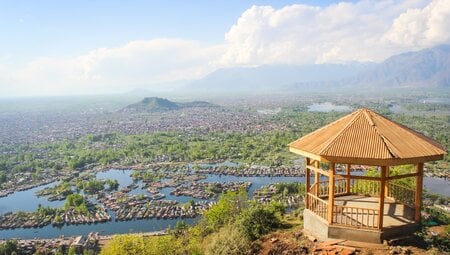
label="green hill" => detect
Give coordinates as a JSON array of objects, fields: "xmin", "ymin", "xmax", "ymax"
[{"xmin": 122, "ymin": 97, "xmax": 217, "ymax": 112}]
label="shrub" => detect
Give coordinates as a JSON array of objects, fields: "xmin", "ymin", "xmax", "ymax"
[
  {"xmin": 205, "ymin": 226, "xmax": 251, "ymax": 255},
  {"xmin": 236, "ymin": 203, "xmax": 281, "ymax": 241}
]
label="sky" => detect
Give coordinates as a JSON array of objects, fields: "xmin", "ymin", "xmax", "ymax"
[{"xmin": 0, "ymin": 0, "xmax": 449, "ymax": 97}]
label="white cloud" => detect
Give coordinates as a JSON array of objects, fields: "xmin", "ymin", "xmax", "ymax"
[
  {"xmin": 219, "ymin": 0, "xmax": 437, "ymax": 66},
  {"xmin": 9, "ymin": 39, "xmax": 224, "ymax": 96},
  {"xmin": 1, "ymin": 0, "xmax": 450, "ymax": 97},
  {"xmin": 382, "ymin": 0, "xmax": 450, "ymax": 48}
]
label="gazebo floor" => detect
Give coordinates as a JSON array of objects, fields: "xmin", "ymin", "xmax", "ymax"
[
  {"xmin": 332, "ymin": 195, "xmax": 416, "ymax": 228},
  {"xmin": 304, "ymin": 195, "xmax": 420, "ymax": 243}
]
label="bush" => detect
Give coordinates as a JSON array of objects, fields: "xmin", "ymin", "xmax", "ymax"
[
  {"xmin": 203, "ymin": 189, "xmax": 248, "ymax": 232},
  {"xmin": 205, "ymin": 226, "xmax": 251, "ymax": 255},
  {"xmin": 146, "ymin": 235, "xmax": 183, "ymax": 255},
  {"xmin": 236, "ymin": 203, "xmax": 281, "ymax": 241},
  {"xmin": 99, "ymin": 234, "xmax": 146, "ymax": 255},
  {"xmin": 99, "ymin": 234, "xmax": 184, "ymax": 255}
]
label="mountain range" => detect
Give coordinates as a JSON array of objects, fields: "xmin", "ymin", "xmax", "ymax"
[{"xmin": 178, "ymin": 45, "xmax": 450, "ymax": 94}]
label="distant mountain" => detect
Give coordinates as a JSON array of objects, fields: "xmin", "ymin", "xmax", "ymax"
[
  {"xmin": 343, "ymin": 44, "xmax": 450, "ymax": 88},
  {"xmin": 185, "ymin": 63, "xmax": 375, "ymax": 93},
  {"xmin": 183, "ymin": 45, "xmax": 450, "ymax": 94},
  {"xmin": 122, "ymin": 97, "xmax": 217, "ymax": 112}
]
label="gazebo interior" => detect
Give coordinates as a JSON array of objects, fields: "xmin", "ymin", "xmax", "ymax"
[{"xmin": 289, "ymin": 108, "xmax": 446, "ymax": 243}]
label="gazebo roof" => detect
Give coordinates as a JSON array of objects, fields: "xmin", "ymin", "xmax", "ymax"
[{"xmin": 289, "ymin": 108, "xmax": 446, "ymax": 166}]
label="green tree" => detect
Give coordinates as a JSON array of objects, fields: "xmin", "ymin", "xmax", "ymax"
[
  {"xmin": 68, "ymin": 246, "xmax": 76, "ymax": 255},
  {"xmin": 203, "ymin": 189, "xmax": 248, "ymax": 232},
  {"xmin": 0, "ymin": 240, "xmax": 18, "ymax": 255},
  {"xmin": 235, "ymin": 203, "xmax": 281, "ymax": 241},
  {"xmin": 99, "ymin": 234, "xmax": 146, "ymax": 255}
]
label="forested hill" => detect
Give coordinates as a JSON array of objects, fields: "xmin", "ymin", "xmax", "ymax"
[{"xmin": 121, "ymin": 97, "xmax": 217, "ymax": 112}]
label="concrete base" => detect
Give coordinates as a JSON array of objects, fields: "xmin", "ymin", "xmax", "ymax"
[
  {"xmin": 303, "ymin": 209, "xmax": 420, "ymax": 243},
  {"xmin": 303, "ymin": 209, "xmax": 329, "ymax": 241}
]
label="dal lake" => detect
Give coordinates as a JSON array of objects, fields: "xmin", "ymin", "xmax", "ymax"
[{"xmin": 0, "ymin": 168, "xmax": 447, "ymax": 239}]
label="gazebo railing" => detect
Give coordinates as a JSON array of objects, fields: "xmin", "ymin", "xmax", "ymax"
[
  {"xmin": 306, "ymin": 193, "xmax": 328, "ymax": 221},
  {"xmin": 350, "ymin": 179, "xmax": 380, "ymax": 197},
  {"xmin": 332, "ymin": 205, "xmax": 379, "ymax": 229},
  {"xmin": 388, "ymin": 182, "xmax": 415, "ymax": 207},
  {"xmin": 309, "ymin": 179, "xmax": 347, "ymax": 198},
  {"xmin": 334, "ymin": 179, "xmax": 347, "ymax": 195}
]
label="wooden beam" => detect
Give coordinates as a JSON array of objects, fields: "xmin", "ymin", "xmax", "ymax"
[
  {"xmin": 328, "ymin": 162, "xmax": 335, "ymax": 224},
  {"xmin": 322, "ymin": 155, "xmax": 444, "ymax": 166},
  {"xmin": 415, "ymin": 163, "xmax": 424, "ymax": 222},
  {"xmin": 387, "ymin": 172, "xmax": 418, "ymax": 180},
  {"xmin": 289, "ymin": 147, "xmax": 323, "ymax": 161},
  {"xmin": 334, "ymin": 174, "xmax": 380, "ymax": 181},
  {"xmin": 315, "ymin": 160, "xmax": 320, "ymax": 195},
  {"xmin": 346, "ymin": 163, "xmax": 351, "ymax": 194},
  {"xmin": 305, "ymin": 158, "xmax": 310, "ymax": 208},
  {"xmin": 378, "ymin": 166, "xmax": 386, "ymax": 230},
  {"xmin": 309, "ymin": 159, "xmax": 318, "ymax": 166},
  {"xmin": 306, "ymin": 165, "xmax": 330, "ymax": 177}
]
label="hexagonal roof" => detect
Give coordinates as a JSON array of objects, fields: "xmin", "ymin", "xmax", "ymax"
[{"xmin": 289, "ymin": 108, "xmax": 446, "ymax": 166}]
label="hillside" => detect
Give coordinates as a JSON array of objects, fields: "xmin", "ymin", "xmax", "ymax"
[{"xmin": 122, "ymin": 97, "xmax": 217, "ymax": 112}]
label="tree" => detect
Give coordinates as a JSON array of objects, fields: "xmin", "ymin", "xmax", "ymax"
[
  {"xmin": 99, "ymin": 234, "xmax": 146, "ymax": 255},
  {"xmin": 145, "ymin": 235, "xmax": 182, "ymax": 255},
  {"xmin": 235, "ymin": 203, "xmax": 281, "ymax": 241},
  {"xmin": 68, "ymin": 246, "xmax": 76, "ymax": 255},
  {"xmin": 203, "ymin": 189, "xmax": 248, "ymax": 232},
  {"xmin": 173, "ymin": 220, "xmax": 189, "ymax": 237},
  {"xmin": 0, "ymin": 240, "xmax": 18, "ymax": 255}
]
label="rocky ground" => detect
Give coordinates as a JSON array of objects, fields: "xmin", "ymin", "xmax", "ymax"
[{"xmin": 251, "ymin": 227, "xmax": 449, "ymax": 255}]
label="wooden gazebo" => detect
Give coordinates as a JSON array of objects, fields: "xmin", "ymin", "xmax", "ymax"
[{"xmin": 289, "ymin": 108, "xmax": 446, "ymax": 242}]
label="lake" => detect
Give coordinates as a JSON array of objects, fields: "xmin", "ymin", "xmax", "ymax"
[
  {"xmin": 0, "ymin": 169, "xmax": 302, "ymax": 239},
  {"xmin": 424, "ymin": 176, "xmax": 450, "ymax": 196},
  {"xmin": 0, "ymin": 169, "xmax": 448, "ymax": 239}
]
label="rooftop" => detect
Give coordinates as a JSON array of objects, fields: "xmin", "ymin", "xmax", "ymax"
[{"xmin": 289, "ymin": 108, "xmax": 446, "ymax": 166}]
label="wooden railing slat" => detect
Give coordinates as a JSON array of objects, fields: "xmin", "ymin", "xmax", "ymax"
[{"xmin": 331, "ymin": 204, "xmax": 379, "ymax": 229}]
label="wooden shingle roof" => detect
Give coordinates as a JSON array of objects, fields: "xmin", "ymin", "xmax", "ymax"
[{"xmin": 289, "ymin": 108, "xmax": 446, "ymax": 166}]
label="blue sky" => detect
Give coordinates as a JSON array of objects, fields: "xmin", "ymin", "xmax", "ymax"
[
  {"xmin": 1, "ymin": 0, "xmax": 345, "ymax": 64},
  {"xmin": 0, "ymin": 0, "xmax": 448, "ymax": 97}
]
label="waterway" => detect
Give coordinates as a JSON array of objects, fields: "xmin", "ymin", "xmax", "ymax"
[
  {"xmin": 0, "ymin": 169, "xmax": 447, "ymax": 239},
  {"xmin": 0, "ymin": 169, "xmax": 302, "ymax": 239}
]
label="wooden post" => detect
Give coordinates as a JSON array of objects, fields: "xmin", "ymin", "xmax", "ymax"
[
  {"xmin": 328, "ymin": 162, "xmax": 335, "ymax": 224},
  {"xmin": 305, "ymin": 158, "xmax": 310, "ymax": 208},
  {"xmin": 415, "ymin": 163, "xmax": 424, "ymax": 222},
  {"xmin": 315, "ymin": 161, "xmax": 320, "ymax": 195},
  {"xmin": 378, "ymin": 166, "xmax": 386, "ymax": 230},
  {"xmin": 346, "ymin": 163, "xmax": 351, "ymax": 194},
  {"xmin": 384, "ymin": 166, "xmax": 389, "ymax": 198}
]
